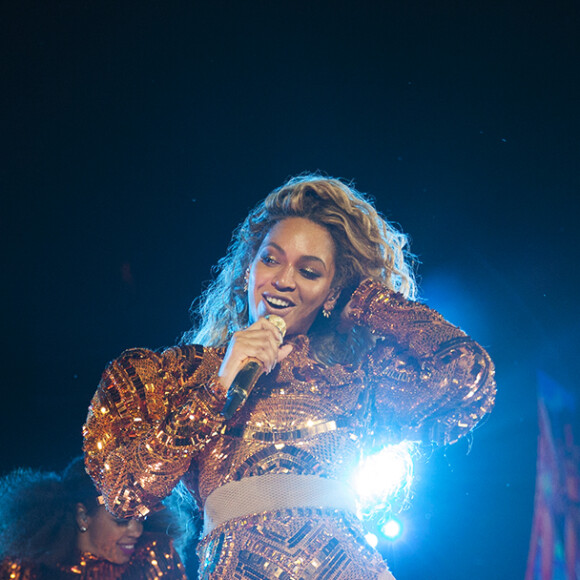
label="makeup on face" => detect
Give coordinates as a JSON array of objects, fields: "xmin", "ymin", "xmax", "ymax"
[{"xmin": 248, "ymin": 217, "xmax": 338, "ymax": 337}]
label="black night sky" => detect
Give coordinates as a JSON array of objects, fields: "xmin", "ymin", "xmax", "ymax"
[{"xmin": 2, "ymin": 1, "xmax": 579, "ymax": 578}]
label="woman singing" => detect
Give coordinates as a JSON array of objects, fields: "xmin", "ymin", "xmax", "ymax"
[{"xmin": 83, "ymin": 174, "xmax": 496, "ymax": 579}]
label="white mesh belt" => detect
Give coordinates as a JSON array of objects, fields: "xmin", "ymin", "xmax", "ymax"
[{"xmin": 203, "ymin": 473, "xmax": 357, "ymax": 536}]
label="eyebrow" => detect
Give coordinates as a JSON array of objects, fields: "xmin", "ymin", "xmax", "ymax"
[{"xmin": 265, "ymin": 242, "xmax": 329, "ymax": 270}]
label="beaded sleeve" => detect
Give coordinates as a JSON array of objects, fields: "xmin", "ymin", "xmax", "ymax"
[
  {"xmin": 83, "ymin": 344, "xmax": 226, "ymax": 518},
  {"xmin": 349, "ymin": 279, "xmax": 496, "ymax": 446}
]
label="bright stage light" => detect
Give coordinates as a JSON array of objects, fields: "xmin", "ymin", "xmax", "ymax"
[
  {"xmin": 381, "ymin": 517, "xmax": 403, "ymax": 540},
  {"xmin": 365, "ymin": 532, "xmax": 379, "ymax": 548},
  {"xmin": 353, "ymin": 441, "xmax": 416, "ymax": 525}
]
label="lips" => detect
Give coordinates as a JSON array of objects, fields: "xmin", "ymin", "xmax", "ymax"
[
  {"xmin": 117, "ymin": 543, "xmax": 136, "ymax": 557},
  {"xmin": 264, "ymin": 294, "xmax": 295, "ymax": 309}
]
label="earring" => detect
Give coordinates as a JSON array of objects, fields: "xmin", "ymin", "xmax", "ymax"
[
  {"xmin": 243, "ymin": 269, "xmax": 249, "ymax": 293},
  {"xmin": 79, "ymin": 526, "xmax": 87, "ymax": 533},
  {"xmin": 323, "ymin": 289, "xmax": 340, "ymax": 319}
]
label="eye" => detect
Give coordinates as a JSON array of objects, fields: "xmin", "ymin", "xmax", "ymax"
[
  {"xmin": 261, "ymin": 254, "xmax": 278, "ymax": 266},
  {"xmin": 300, "ymin": 268, "xmax": 321, "ymax": 280}
]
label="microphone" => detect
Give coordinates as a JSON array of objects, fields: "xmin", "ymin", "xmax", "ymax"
[{"xmin": 221, "ymin": 314, "xmax": 286, "ymax": 420}]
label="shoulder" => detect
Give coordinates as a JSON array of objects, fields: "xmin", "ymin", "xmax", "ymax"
[
  {"xmin": 110, "ymin": 344, "xmax": 223, "ymax": 373},
  {"xmin": 130, "ymin": 533, "xmax": 186, "ymax": 577},
  {"xmin": 0, "ymin": 558, "xmax": 51, "ymax": 580}
]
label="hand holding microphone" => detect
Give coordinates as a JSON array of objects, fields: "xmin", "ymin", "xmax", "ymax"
[{"xmin": 220, "ymin": 315, "xmax": 288, "ymax": 420}]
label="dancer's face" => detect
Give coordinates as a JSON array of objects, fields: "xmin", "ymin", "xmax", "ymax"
[
  {"xmin": 77, "ymin": 505, "xmax": 144, "ymax": 564},
  {"xmin": 248, "ymin": 217, "xmax": 339, "ymax": 336}
]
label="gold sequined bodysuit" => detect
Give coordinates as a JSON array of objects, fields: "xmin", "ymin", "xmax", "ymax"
[{"xmin": 84, "ymin": 280, "xmax": 496, "ymax": 579}]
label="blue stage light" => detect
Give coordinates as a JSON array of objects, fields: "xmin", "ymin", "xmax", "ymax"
[{"xmin": 381, "ymin": 517, "xmax": 403, "ymax": 540}]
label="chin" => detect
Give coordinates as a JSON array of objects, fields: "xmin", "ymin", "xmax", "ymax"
[{"xmin": 110, "ymin": 551, "xmax": 133, "ymax": 565}]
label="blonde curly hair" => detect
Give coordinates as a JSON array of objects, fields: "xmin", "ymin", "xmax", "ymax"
[{"xmin": 182, "ymin": 174, "xmax": 417, "ymax": 364}]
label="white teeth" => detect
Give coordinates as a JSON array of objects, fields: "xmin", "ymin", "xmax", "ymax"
[{"xmin": 266, "ymin": 296, "xmax": 292, "ymax": 308}]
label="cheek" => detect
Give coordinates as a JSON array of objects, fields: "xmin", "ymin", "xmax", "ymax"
[
  {"xmin": 304, "ymin": 284, "xmax": 332, "ymax": 308},
  {"xmin": 248, "ymin": 265, "xmax": 265, "ymax": 311},
  {"xmin": 89, "ymin": 528, "xmax": 122, "ymax": 559},
  {"xmin": 249, "ymin": 261, "xmax": 267, "ymax": 287}
]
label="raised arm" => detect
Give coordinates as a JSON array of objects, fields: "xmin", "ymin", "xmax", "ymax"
[
  {"xmin": 348, "ymin": 279, "xmax": 496, "ymax": 446},
  {"xmin": 83, "ymin": 344, "xmax": 226, "ymax": 518}
]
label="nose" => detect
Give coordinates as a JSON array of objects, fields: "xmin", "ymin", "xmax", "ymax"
[
  {"xmin": 127, "ymin": 519, "xmax": 144, "ymax": 538},
  {"xmin": 272, "ymin": 266, "xmax": 296, "ymax": 290}
]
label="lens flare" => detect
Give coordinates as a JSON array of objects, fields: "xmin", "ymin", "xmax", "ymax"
[
  {"xmin": 365, "ymin": 532, "xmax": 379, "ymax": 548},
  {"xmin": 381, "ymin": 517, "xmax": 403, "ymax": 540},
  {"xmin": 353, "ymin": 441, "xmax": 416, "ymax": 520}
]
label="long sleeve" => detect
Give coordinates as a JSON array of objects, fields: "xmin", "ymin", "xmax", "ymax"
[
  {"xmin": 83, "ymin": 344, "xmax": 226, "ymax": 518},
  {"xmin": 348, "ymin": 279, "xmax": 496, "ymax": 446}
]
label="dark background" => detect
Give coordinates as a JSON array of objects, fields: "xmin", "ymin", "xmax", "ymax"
[{"xmin": 1, "ymin": 1, "xmax": 578, "ymax": 578}]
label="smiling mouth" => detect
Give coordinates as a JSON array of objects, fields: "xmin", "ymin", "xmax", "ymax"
[
  {"xmin": 264, "ymin": 295, "xmax": 294, "ymax": 309},
  {"xmin": 118, "ymin": 543, "xmax": 136, "ymax": 556}
]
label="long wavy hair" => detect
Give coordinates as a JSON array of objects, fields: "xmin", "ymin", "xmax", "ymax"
[{"xmin": 182, "ymin": 174, "xmax": 417, "ymax": 364}]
